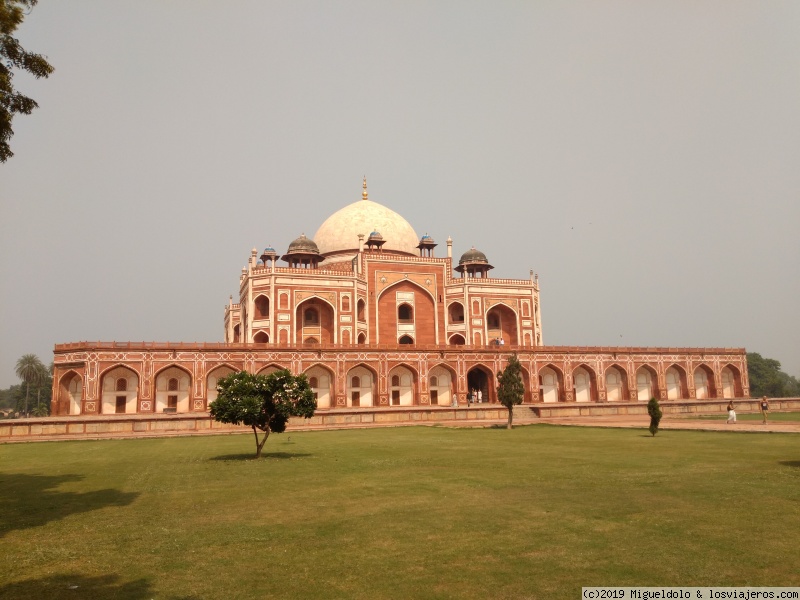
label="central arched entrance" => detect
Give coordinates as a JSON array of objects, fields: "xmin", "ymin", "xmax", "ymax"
[{"xmin": 467, "ymin": 366, "xmax": 493, "ymax": 403}]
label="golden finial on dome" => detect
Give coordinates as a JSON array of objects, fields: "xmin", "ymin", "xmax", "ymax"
[{"xmin": 362, "ymin": 176, "xmax": 368, "ymax": 200}]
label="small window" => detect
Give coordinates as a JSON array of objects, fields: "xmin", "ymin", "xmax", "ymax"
[
  {"xmin": 352, "ymin": 376, "xmax": 361, "ymax": 388},
  {"xmin": 357, "ymin": 300, "xmax": 366, "ymax": 322},
  {"xmin": 304, "ymin": 307, "xmax": 319, "ymax": 325},
  {"xmin": 398, "ymin": 304, "xmax": 413, "ymax": 322},
  {"xmin": 309, "ymin": 377, "xmax": 318, "ymax": 388},
  {"xmin": 399, "ymin": 335, "xmax": 414, "ymax": 345},
  {"xmin": 168, "ymin": 377, "xmax": 178, "ymax": 391},
  {"xmin": 255, "ymin": 296, "xmax": 270, "ymax": 319},
  {"xmin": 392, "ymin": 375, "xmax": 400, "ymax": 387},
  {"xmin": 430, "ymin": 376, "xmax": 438, "ymax": 387},
  {"xmin": 115, "ymin": 378, "xmax": 127, "ymax": 392}
]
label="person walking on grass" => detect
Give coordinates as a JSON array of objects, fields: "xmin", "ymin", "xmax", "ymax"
[
  {"xmin": 760, "ymin": 396, "xmax": 770, "ymax": 424},
  {"xmin": 726, "ymin": 400, "xmax": 736, "ymax": 424}
]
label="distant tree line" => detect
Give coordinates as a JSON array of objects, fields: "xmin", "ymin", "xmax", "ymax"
[{"xmin": 746, "ymin": 353, "xmax": 800, "ymax": 398}]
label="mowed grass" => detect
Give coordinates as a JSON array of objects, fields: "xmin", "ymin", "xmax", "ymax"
[{"xmin": 1, "ymin": 425, "xmax": 798, "ymax": 600}]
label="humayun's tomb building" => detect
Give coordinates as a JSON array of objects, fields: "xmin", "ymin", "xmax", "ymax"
[{"xmin": 50, "ymin": 179, "xmax": 749, "ymax": 417}]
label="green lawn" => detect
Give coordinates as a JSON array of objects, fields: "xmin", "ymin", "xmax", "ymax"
[{"xmin": 1, "ymin": 425, "xmax": 798, "ymax": 599}]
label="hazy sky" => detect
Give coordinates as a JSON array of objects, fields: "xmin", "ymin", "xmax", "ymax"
[{"xmin": 2, "ymin": 1, "xmax": 799, "ymax": 388}]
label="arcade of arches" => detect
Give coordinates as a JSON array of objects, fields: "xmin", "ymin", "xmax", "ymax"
[{"xmin": 51, "ymin": 345, "xmax": 748, "ymax": 415}]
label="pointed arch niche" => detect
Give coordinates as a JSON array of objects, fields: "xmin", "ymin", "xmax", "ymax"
[
  {"xmin": 346, "ymin": 365, "xmax": 375, "ymax": 407},
  {"xmin": 573, "ymin": 365, "xmax": 597, "ymax": 402},
  {"xmin": 58, "ymin": 371, "xmax": 83, "ymax": 415},
  {"xmin": 665, "ymin": 365, "xmax": 688, "ymax": 400},
  {"xmin": 605, "ymin": 365, "xmax": 628, "ymax": 402},
  {"xmin": 388, "ymin": 365, "xmax": 416, "ymax": 406},
  {"xmin": 306, "ymin": 365, "xmax": 334, "ymax": 409},
  {"xmin": 101, "ymin": 366, "xmax": 139, "ymax": 414},
  {"xmin": 155, "ymin": 366, "xmax": 191, "ymax": 413},
  {"xmin": 636, "ymin": 365, "xmax": 659, "ymax": 401},
  {"xmin": 539, "ymin": 365, "xmax": 563, "ymax": 403},
  {"xmin": 429, "ymin": 364, "xmax": 455, "ymax": 406},
  {"xmin": 207, "ymin": 365, "xmax": 236, "ymax": 405}
]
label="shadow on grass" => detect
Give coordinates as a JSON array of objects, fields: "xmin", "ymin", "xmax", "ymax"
[
  {"xmin": 0, "ymin": 474, "xmax": 139, "ymax": 538},
  {"xmin": 778, "ymin": 460, "xmax": 800, "ymax": 468},
  {"xmin": 210, "ymin": 452, "xmax": 313, "ymax": 461},
  {"xmin": 0, "ymin": 573, "xmax": 200, "ymax": 599}
]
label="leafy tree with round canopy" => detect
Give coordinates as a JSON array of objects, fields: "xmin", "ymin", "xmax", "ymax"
[
  {"xmin": 1, "ymin": 0, "xmax": 54, "ymax": 162},
  {"xmin": 209, "ymin": 369, "xmax": 316, "ymax": 458},
  {"xmin": 15, "ymin": 353, "xmax": 46, "ymax": 416},
  {"xmin": 497, "ymin": 354, "xmax": 525, "ymax": 429}
]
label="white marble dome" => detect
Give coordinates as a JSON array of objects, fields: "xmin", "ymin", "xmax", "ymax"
[{"xmin": 313, "ymin": 197, "xmax": 419, "ymax": 259}]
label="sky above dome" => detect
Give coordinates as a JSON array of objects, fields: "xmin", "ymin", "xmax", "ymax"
[{"xmin": 1, "ymin": 1, "xmax": 799, "ymax": 386}]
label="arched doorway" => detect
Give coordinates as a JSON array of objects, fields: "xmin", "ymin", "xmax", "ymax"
[
  {"xmin": 573, "ymin": 366, "xmax": 596, "ymax": 402},
  {"xmin": 305, "ymin": 365, "xmax": 333, "ymax": 409},
  {"xmin": 388, "ymin": 365, "xmax": 415, "ymax": 406},
  {"xmin": 346, "ymin": 365, "xmax": 375, "ymax": 407},
  {"xmin": 448, "ymin": 302, "xmax": 465, "ymax": 325},
  {"xmin": 665, "ymin": 366, "xmax": 687, "ymax": 400},
  {"xmin": 295, "ymin": 297, "xmax": 335, "ymax": 344},
  {"xmin": 429, "ymin": 365, "xmax": 455, "ymax": 406},
  {"xmin": 257, "ymin": 364, "xmax": 284, "ymax": 377},
  {"xmin": 539, "ymin": 366, "xmax": 562, "ymax": 403},
  {"xmin": 448, "ymin": 334, "xmax": 465, "ymax": 345},
  {"xmin": 694, "ymin": 365, "xmax": 716, "ymax": 399},
  {"xmin": 207, "ymin": 366, "xmax": 236, "ymax": 406},
  {"xmin": 101, "ymin": 366, "xmax": 139, "ymax": 414},
  {"xmin": 59, "ymin": 371, "xmax": 83, "ymax": 415},
  {"xmin": 636, "ymin": 366, "xmax": 658, "ymax": 401},
  {"xmin": 155, "ymin": 367, "xmax": 191, "ymax": 413},
  {"xmin": 605, "ymin": 366, "xmax": 627, "ymax": 402},
  {"xmin": 485, "ymin": 303, "xmax": 519, "ymax": 346},
  {"xmin": 720, "ymin": 365, "xmax": 741, "ymax": 398},
  {"xmin": 467, "ymin": 366, "xmax": 493, "ymax": 403}
]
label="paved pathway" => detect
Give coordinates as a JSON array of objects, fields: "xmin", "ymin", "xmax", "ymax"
[{"xmin": 531, "ymin": 413, "xmax": 800, "ymax": 434}]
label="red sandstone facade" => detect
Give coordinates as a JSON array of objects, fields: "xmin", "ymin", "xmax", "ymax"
[{"xmin": 51, "ymin": 179, "xmax": 749, "ymax": 415}]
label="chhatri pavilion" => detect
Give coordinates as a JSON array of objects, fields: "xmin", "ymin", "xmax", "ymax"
[{"xmin": 51, "ymin": 179, "xmax": 748, "ymax": 416}]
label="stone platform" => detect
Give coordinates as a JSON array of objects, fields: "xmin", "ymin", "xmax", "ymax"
[{"xmin": 2, "ymin": 398, "xmax": 798, "ymax": 443}]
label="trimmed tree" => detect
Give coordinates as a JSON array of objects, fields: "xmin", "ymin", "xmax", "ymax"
[
  {"xmin": 647, "ymin": 397, "xmax": 662, "ymax": 437},
  {"xmin": 209, "ymin": 369, "xmax": 316, "ymax": 458},
  {"xmin": 497, "ymin": 354, "xmax": 525, "ymax": 429}
]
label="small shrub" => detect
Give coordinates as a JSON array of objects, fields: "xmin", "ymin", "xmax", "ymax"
[{"xmin": 648, "ymin": 397, "xmax": 662, "ymax": 436}]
